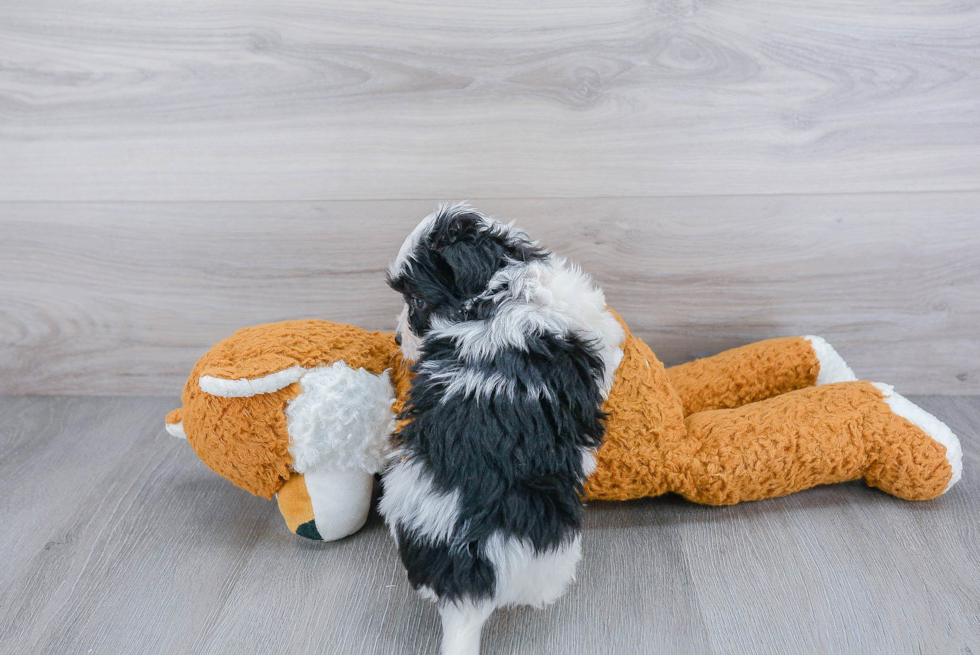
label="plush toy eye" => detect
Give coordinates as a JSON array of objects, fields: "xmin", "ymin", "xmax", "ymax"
[{"xmin": 412, "ymin": 297, "xmax": 426, "ymax": 311}]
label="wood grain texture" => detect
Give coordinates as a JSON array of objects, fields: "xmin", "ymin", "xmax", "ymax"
[
  {"xmin": 0, "ymin": 396, "xmax": 166, "ymax": 586},
  {"xmin": 0, "ymin": 395, "xmax": 977, "ymax": 654},
  {"xmin": 1, "ymin": 0, "xmax": 978, "ymax": 201},
  {"xmin": 2, "ymin": 195, "xmax": 978, "ymax": 395}
]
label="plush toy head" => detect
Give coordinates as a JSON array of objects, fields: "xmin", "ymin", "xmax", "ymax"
[{"xmin": 166, "ymin": 320, "xmax": 410, "ymax": 541}]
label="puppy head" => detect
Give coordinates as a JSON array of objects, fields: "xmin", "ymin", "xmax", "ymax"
[{"xmin": 387, "ymin": 203, "xmax": 545, "ymax": 361}]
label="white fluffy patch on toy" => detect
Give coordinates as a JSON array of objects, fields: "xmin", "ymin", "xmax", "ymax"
[
  {"xmin": 872, "ymin": 382, "xmax": 964, "ymax": 492},
  {"xmin": 199, "ymin": 365, "xmax": 305, "ymax": 398},
  {"xmin": 285, "ymin": 362, "xmax": 396, "ymax": 474},
  {"xmin": 484, "ymin": 532, "xmax": 581, "ymax": 607},
  {"xmin": 378, "ymin": 451, "xmax": 462, "ymax": 544},
  {"xmin": 432, "ymin": 256, "xmax": 625, "ymax": 397},
  {"xmin": 165, "ymin": 421, "xmax": 186, "ymax": 439},
  {"xmin": 805, "ymin": 335, "xmax": 857, "ymax": 385}
]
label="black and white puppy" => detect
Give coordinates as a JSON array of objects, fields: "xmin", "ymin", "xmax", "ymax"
[{"xmin": 379, "ymin": 204, "xmax": 624, "ymax": 655}]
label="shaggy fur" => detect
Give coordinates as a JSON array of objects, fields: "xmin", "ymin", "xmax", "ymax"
[{"xmin": 380, "ymin": 204, "xmax": 622, "ymax": 655}]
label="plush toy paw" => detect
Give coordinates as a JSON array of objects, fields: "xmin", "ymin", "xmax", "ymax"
[
  {"xmin": 865, "ymin": 382, "xmax": 963, "ymax": 499},
  {"xmin": 804, "ymin": 335, "xmax": 857, "ymax": 385}
]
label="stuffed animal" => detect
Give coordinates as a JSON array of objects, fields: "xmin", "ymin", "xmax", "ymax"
[{"xmin": 166, "ymin": 315, "xmax": 962, "ymax": 541}]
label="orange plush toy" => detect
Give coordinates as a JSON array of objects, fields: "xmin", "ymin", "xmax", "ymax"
[{"xmin": 166, "ymin": 316, "xmax": 962, "ymax": 542}]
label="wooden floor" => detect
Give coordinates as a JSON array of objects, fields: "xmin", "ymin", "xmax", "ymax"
[{"xmin": 1, "ymin": 395, "xmax": 976, "ymax": 654}]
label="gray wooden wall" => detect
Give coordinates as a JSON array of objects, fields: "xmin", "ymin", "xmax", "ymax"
[{"xmin": 1, "ymin": 1, "xmax": 978, "ymax": 395}]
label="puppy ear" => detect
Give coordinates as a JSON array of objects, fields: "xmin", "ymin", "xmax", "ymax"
[
  {"xmin": 438, "ymin": 238, "xmax": 503, "ymax": 298},
  {"xmin": 430, "ymin": 208, "xmax": 541, "ymax": 298},
  {"xmin": 447, "ymin": 217, "xmax": 464, "ymax": 239}
]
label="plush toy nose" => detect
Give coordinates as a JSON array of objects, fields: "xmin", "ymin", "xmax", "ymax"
[
  {"xmin": 277, "ymin": 469, "xmax": 375, "ymax": 541},
  {"xmin": 277, "ymin": 473, "xmax": 322, "ymax": 540},
  {"xmin": 394, "ymin": 331, "xmax": 402, "ymax": 346}
]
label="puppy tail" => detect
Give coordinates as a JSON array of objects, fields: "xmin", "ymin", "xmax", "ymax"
[{"xmin": 439, "ymin": 599, "xmax": 494, "ymax": 655}]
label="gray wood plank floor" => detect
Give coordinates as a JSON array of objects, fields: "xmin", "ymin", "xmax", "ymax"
[{"xmin": 1, "ymin": 395, "xmax": 976, "ymax": 654}]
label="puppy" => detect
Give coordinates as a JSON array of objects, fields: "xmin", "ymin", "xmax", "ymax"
[{"xmin": 379, "ymin": 204, "xmax": 624, "ymax": 655}]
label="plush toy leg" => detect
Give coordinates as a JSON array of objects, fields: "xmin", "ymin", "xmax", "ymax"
[
  {"xmin": 865, "ymin": 382, "xmax": 963, "ymax": 498},
  {"xmin": 277, "ymin": 468, "xmax": 375, "ymax": 541},
  {"xmin": 671, "ymin": 381, "xmax": 962, "ymax": 505},
  {"xmin": 666, "ymin": 336, "xmax": 856, "ymax": 416}
]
